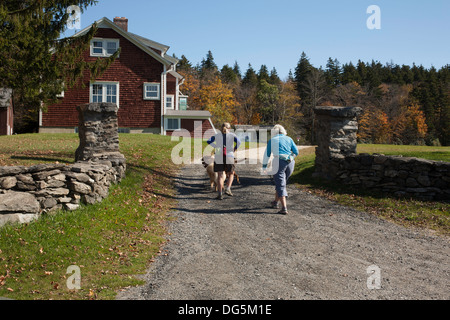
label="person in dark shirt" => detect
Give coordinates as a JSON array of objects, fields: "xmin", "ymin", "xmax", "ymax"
[{"xmin": 207, "ymin": 122, "xmax": 241, "ymax": 200}]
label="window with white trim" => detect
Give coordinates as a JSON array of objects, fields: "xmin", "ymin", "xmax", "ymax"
[
  {"xmin": 179, "ymin": 96, "xmax": 187, "ymax": 110},
  {"xmin": 90, "ymin": 82, "xmax": 119, "ymax": 106},
  {"xmin": 166, "ymin": 118, "xmax": 180, "ymax": 130},
  {"xmin": 166, "ymin": 95, "xmax": 174, "ymax": 109},
  {"xmin": 143, "ymin": 83, "xmax": 160, "ymax": 100},
  {"xmin": 90, "ymin": 39, "xmax": 119, "ymax": 57}
]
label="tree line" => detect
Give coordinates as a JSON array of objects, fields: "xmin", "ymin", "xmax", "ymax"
[{"xmin": 177, "ymin": 51, "xmax": 449, "ymax": 146}]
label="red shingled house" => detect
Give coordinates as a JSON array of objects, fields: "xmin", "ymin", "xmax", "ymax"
[{"xmin": 40, "ymin": 17, "xmax": 215, "ymax": 138}]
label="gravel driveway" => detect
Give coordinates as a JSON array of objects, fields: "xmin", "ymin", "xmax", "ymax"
[{"xmin": 117, "ymin": 149, "xmax": 449, "ymax": 300}]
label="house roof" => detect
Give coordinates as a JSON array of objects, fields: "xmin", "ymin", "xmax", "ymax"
[
  {"xmin": 128, "ymin": 32, "xmax": 170, "ymax": 55},
  {"xmin": 72, "ymin": 17, "xmax": 180, "ymax": 69},
  {"xmin": 0, "ymin": 88, "xmax": 12, "ymax": 108}
]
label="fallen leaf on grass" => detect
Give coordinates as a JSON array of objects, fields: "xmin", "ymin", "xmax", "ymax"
[{"xmin": 89, "ymin": 289, "xmax": 96, "ymax": 299}]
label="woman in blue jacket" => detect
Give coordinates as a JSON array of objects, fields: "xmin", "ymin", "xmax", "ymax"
[{"xmin": 262, "ymin": 124, "xmax": 299, "ymax": 214}]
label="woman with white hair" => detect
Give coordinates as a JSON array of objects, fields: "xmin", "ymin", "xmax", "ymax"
[{"xmin": 262, "ymin": 124, "xmax": 299, "ymax": 214}]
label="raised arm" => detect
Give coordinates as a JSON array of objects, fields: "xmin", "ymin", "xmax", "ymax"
[
  {"xmin": 207, "ymin": 135, "xmax": 217, "ymax": 148},
  {"xmin": 234, "ymin": 135, "xmax": 241, "ymax": 151}
]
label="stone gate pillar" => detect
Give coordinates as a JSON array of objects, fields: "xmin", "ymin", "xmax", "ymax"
[
  {"xmin": 75, "ymin": 102, "xmax": 126, "ymax": 179},
  {"xmin": 313, "ymin": 106, "xmax": 362, "ymax": 179}
]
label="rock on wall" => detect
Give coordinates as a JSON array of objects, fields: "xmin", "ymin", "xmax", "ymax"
[
  {"xmin": 313, "ymin": 106, "xmax": 362, "ymax": 179},
  {"xmin": 75, "ymin": 103, "xmax": 122, "ymax": 162}
]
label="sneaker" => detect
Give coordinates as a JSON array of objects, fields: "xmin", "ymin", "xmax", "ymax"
[
  {"xmin": 271, "ymin": 200, "xmax": 279, "ymax": 209},
  {"xmin": 216, "ymin": 193, "xmax": 224, "ymax": 200},
  {"xmin": 278, "ymin": 208, "xmax": 288, "ymax": 215},
  {"xmin": 224, "ymin": 188, "xmax": 233, "ymax": 196}
]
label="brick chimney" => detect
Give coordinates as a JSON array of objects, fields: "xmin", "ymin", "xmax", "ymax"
[{"xmin": 113, "ymin": 17, "xmax": 128, "ymax": 32}]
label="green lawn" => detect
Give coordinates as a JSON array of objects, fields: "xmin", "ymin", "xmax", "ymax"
[
  {"xmin": 357, "ymin": 144, "xmax": 450, "ymax": 162},
  {"xmin": 292, "ymin": 144, "xmax": 450, "ymax": 236}
]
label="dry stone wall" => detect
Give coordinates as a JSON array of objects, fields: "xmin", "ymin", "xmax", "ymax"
[
  {"xmin": 332, "ymin": 153, "xmax": 450, "ymax": 201},
  {"xmin": 313, "ymin": 106, "xmax": 449, "ymax": 201},
  {"xmin": 0, "ymin": 102, "xmax": 126, "ymax": 227},
  {"xmin": 0, "ymin": 161, "xmax": 125, "ymax": 226}
]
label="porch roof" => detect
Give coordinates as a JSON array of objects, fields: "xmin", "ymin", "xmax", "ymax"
[{"xmin": 165, "ymin": 110, "xmax": 212, "ymax": 118}]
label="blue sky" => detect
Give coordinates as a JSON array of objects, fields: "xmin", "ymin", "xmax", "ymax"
[{"xmin": 66, "ymin": 0, "xmax": 450, "ymax": 79}]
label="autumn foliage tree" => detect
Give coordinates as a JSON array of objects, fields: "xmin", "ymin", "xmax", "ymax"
[
  {"xmin": 358, "ymin": 107, "xmax": 391, "ymax": 144},
  {"xmin": 392, "ymin": 104, "xmax": 428, "ymax": 144},
  {"xmin": 198, "ymin": 76, "xmax": 236, "ymax": 126}
]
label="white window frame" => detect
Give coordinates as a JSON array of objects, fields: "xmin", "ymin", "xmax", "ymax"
[
  {"xmin": 90, "ymin": 38, "xmax": 120, "ymax": 57},
  {"xmin": 89, "ymin": 82, "xmax": 120, "ymax": 107},
  {"xmin": 165, "ymin": 118, "xmax": 181, "ymax": 131},
  {"xmin": 143, "ymin": 82, "xmax": 161, "ymax": 100},
  {"xmin": 166, "ymin": 95, "xmax": 175, "ymax": 109},
  {"xmin": 55, "ymin": 80, "xmax": 65, "ymax": 98},
  {"xmin": 179, "ymin": 96, "xmax": 188, "ymax": 110}
]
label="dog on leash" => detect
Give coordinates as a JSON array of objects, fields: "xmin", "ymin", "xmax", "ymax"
[{"xmin": 201, "ymin": 155, "xmax": 240, "ymax": 191}]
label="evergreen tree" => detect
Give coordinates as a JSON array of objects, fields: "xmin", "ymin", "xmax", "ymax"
[
  {"xmin": 357, "ymin": 60, "xmax": 368, "ymax": 85},
  {"xmin": 257, "ymin": 65, "xmax": 270, "ymax": 84},
  {"xmin": 177, "ymin": 55, "xmax": 193, "ymax": 72},
  {"xmin": 232, "ymin": 61, "xmax": 242, "ymax": 80},
  {"xmin": 324, "ymin": 57, "xmax": 341, "ymax": 88},
  {"xmin": 256, "ymin": 79, "xmax": 279, "ymax": 124},
  {"xmin": 220, "ymin": 64, "xmax": 239, "ymax": 85},
  {"xmin": 269, "ymin": 67, "xmax": 281, "ymax": 87},
  {"xmin": 411, "ymin": 63, "xmax": 426, "ymax": 83},
  {"xmin": 341, "ymin": 62, "xmax": 360, "ymax": 84},
  {"xmin": 201, "ymin": 50, "xmax": 217, "ymax": 70},
  {"xmin": 200, "ymin": 50, "xmax": 218, "ymax": 79},
  {"xmin": 387, "ymin": 63, "xmax": 404, "ymax": 85},
  {"xmin": 423, "ymin": 67, "xmax": 440, "ymax": 140},
  {"xmin": 294, "ymin": 51, "xmax": 313, "ymax": 103},
  {"xmin": 287, "ymin": 69, "xmax": 295, "ymax": 82},
  {"xmin": 401, "ymin": 65, "xmax": 414, "ymax": 84},
  {"xmin": 436, "ymin": 78, "xmax": 450, "ymax": 146},
  {"xmin": 368, "ymin": 60, "xmax": 383, "ymax": 88},
  {"xmin": 242, "ymin": 64, "xmax": 258, "ymax": 88}
]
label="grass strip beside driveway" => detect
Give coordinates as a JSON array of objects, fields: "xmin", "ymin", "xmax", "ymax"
[{"xmin": 0, "ymin": 134, "xmax": 179, "ymax": 300}]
